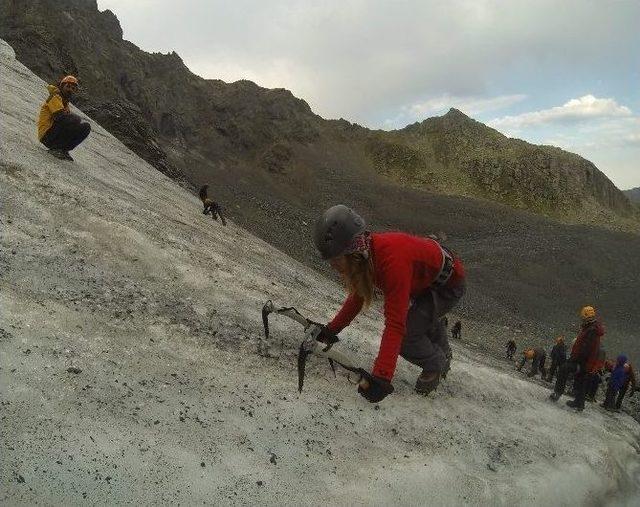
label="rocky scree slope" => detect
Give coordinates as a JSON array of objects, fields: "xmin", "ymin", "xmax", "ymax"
[
  {"xmin": 2, "ymin": 38, "xmax": 640, "ymax": 506},
  {"xmin": 0, "ymin": 0, "xmax": 636, "ymax": 232}
]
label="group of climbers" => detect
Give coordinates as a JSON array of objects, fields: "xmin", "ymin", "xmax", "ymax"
[
  {"xmin": 37, "ymin": 76, "xmax": 631, "ymax": 412},
  {"xmin": 510, "ymin": 306, "xmax": 635, "ymax": 413}
]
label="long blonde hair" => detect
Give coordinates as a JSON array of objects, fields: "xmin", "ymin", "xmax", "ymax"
[{"xmin": 341, "ymin": 253, "xmax": 376, "ymax": 308}]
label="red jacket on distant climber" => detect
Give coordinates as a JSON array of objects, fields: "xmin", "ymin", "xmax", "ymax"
[
  {"xmin": 326, "ymin": 232, "xmax": 465, "ymax": 381},
  {"xmin": 570, "ymin": 320, "xmax": 605, "ymax": 374}
]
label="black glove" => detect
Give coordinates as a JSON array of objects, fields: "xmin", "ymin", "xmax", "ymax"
[
  {"xmin": 358, "ymin": 373, "xmax": 394, "ymax": 403},
  {"xmin": 307, "ymin": 322, "xmax": 339, "ymax": 346},
  {"xmin": 318, "ymin": 325, "xmax": 339, "ymax": 345}
]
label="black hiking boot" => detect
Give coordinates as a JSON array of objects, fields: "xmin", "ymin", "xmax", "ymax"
[
  {"xmin": 566, "ymin": 400, "xmax": 584, "ymax": 411},
  {"xmin": 48, "ymin": 148, "xmax": 67, "ymax": 160},
  {"xmin": 549, "ymin": 392, "xmax": 560, "ymax": 402},
  {"xmin": 415, "ymin": 371, "xmax": 440, "ymax": 395}
]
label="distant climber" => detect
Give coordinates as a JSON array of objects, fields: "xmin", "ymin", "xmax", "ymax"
[
  {"xmin": 616, "ymin": 361, "xmax": 637, "ymax": 410},
  {"xmin": 38, "ymin": 75, "xmax": 91, "ymax": 161},
  {"xmin": 603, "ymin": 356, "xmax": 636, "ymax": 411},
  {"xmin": 199, "ymin": 185, "xmax": 226, "ymax": 226},
  {"xmin": 505, "ymin": 339, "xmax": 516, "ymax": 360},
  {"xmin": 545, "ymin": 336, "xmax": 567, "ymax": 382},
  {"xmin": 452, "ymin": 320, "xmax": 462, "ymax": 340},
  {"xmin": 517, "ymin": 347, "xmax": 547, "ymax": 378},
  {"xmin": 602, "ymin": 355, "xmax": 628, "ymax": 410},
  {"xmin": 549, "ymin": 306, "xmax": 605, "ymax": 411},
  {"xmin": 313, "ymin": 205, "xmax": 466, "ymax": 402}
]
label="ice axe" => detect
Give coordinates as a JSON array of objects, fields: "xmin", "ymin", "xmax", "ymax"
[{"xmin": 261, "ymin": 300, "xmax": 370, "ymax": 392}]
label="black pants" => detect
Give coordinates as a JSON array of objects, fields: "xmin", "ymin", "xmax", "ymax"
[
  {"xmin": 615, "ymin": 383, "xmax": 629, "ymax": 409},
  {"xmin": 554, "ymin": 360, "xmax": 587, "ymax": 407},
  {"xmin": 400, "ymin": 284, "xmax": 465, "ymax": 373},
  {"xmin": 531, "ymin": 354, "xmax": 546, "ymax": 377},
  {"xmin": 41, "ymin": 113, "xmax": 91, "ymax": 151},
  {"xmin": 586, "ymin": 375, "xmax": 602, "ymax": 399},
  {"xmin": 603, "ymin": 384, "xmax": 618, "ymax": 409},
  {"xmin": 547, "ymin": 359, "xmax": 564, "ymax": 381},
  {"xmin": 518, "ymin": 354, "xmax": 546, "ymax": 376}
]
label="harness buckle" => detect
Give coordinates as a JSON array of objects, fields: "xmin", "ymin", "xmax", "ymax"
[{"xmin": 432, "ymin": 247, "xmax": 454, "ymax": 288}]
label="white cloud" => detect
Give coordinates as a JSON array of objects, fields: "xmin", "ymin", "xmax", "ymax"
[
  {"xmin": 488, "ymin": 95, "xmax": 632, "ymax": 130},
  {"xmin": 625, "ymin": 132, "xmax": 640, "ymax": 146}
]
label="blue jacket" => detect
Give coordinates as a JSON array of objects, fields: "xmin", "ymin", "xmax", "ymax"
[{"xmin": 610, "ymin": 355, "xmax": 628, "ymax": 391}]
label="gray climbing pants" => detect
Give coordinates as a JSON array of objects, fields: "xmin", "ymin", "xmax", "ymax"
[{"xmin": 400, "ymin": 284, "xmax": 465, "ymax": 373}]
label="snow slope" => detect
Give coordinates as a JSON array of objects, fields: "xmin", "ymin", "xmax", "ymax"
[{"xmin": 1, "ymin": 39, "xmax": 639, "ymax": 505}]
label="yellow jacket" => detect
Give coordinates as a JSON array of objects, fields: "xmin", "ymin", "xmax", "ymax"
[{"xmin": 37, "ymin": 85, "xmax": 69, "ymax": 140}]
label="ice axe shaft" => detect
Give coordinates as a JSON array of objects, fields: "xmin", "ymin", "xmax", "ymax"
[{"xmin": 262, "ymin": 300, "xmax": 366, "ymax": 392}]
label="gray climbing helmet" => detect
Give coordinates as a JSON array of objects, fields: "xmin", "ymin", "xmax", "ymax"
[{"xmin": 313, "ymin": 205, "xmax": 366, "ymax": 259}]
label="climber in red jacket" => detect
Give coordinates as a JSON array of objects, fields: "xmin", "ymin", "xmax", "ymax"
[
  {"xmin": 549, "ymin": 305, "xmax": 605, "ymax": 411},
  {"xmin": 313, "ymin": 205, "xmax": 466, "ymax": 403}
]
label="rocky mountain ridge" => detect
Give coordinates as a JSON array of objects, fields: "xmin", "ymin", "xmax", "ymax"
[
  {"xmin": 624, "ymin": 187, "xmax": 640, "ymax": 203},
  {"xmin": 0, "ymin": 0, "xmax": 636, "ymax": 232}
]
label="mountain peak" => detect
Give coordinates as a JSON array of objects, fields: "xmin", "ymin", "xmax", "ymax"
[
  {"xmin": 442, "ymin": 107, "xmax": 472, "ymax": 122},
  {"xmin": 444, "ymin": 107, "xmax": 468, "ymax": 117}
]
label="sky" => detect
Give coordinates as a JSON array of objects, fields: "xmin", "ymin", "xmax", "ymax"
[{"xmin": 97, "ymin": 0, "xmax": 639, "ymax": 189}]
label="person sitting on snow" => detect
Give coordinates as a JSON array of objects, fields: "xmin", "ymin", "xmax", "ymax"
[
  {"xmin": 546, "ymin": 335, "xmax": 567, "ymax": 382},
  {"xmin": 312, "ymin": 205, "xmax": 466, "ymax": 402},
  {"xmin": 549, "ymin": 306, "xmax": 604, "ymax": 411},
  {"xmin": 517, "ymin": 347, "xmax": 547, "ymax": 378},
  {"xmin": 37, "ymin": 75, "xmax": 91, "ymax": 161}
]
